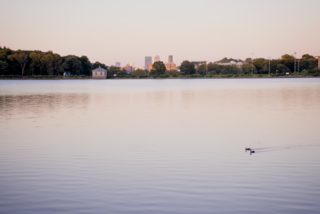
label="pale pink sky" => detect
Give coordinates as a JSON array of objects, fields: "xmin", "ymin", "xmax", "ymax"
[{"xmin": 1, "ymin": 0, "xmax": 319, "ymax": 67}]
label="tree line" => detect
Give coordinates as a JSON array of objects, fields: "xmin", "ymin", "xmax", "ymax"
[
  {"xmin": 132, "ymin": 54, "xmax": 318, "ymax": 77},
  {"xmin": 0, "ymin": 47, "xmax": 106, "ymax": 76},
  {"xmin": 190, "ymin": 54, "xmax": 319, "ymax": 76},
  {"xmin": 1, "ymin": 46, "xmax": 318, "ymax": 77},
  {"xmin": 143, "ymin": 54, "xmax": 318, "ymax": 77}
]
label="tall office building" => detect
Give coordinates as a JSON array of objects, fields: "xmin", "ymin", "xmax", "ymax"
[
  {"xmin": 115, "ymin": 62, "xmax": 121, "ymax": 67},
  {"xmin": 154, "ymin": 55, "xmax": 160, "ymax": 62},
  {"xmin": 145, "ymin": 56, "xmax": 152, "ymax": 70},
  {"xmin": 129, "ymin": 62, "xmax": 134, "ymax": 67},
  {"xmin": 148, "ymin": 62, "xmax": 153, "ymax": 71},
  {"xmin": 168, "ymin": 55, "xmax": 173, "ymax": 63}
]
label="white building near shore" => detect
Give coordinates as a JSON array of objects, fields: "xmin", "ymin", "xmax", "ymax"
[
  {"xmin": 92, "ymin": 66, "xmax": 107, "ymax": 79},
  {"xmin": 215, "ymin": 61, "xmax": 244, "ymax": 67}
]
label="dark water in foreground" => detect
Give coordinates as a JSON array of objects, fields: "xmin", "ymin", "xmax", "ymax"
[{"xmin": 0, "ymin": 79, "xmax": 320, "ymax": 214}]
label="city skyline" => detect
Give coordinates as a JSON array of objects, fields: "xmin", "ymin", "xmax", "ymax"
[
  {"xmin": 120, "ymin": 53, "xmax": 315, "ymax": 70},
  {"xmin": 1, "ymin": 0, "xmax": 319, "ymax": 67}
]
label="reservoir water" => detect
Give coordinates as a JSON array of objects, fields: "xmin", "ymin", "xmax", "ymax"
[{"xmin": 0, "ymin": 79, "xmax": 320, "ymax": 214}]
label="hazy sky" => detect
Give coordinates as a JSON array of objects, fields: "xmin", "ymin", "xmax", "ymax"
[{"xmin": 1, "ymin": 0, "xmax": 319, "ymax": 67}]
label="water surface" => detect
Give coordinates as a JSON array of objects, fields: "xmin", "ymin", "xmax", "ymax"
[{"xmin": 0, "ymin": 79, "xmax": 320, "ymax": 214}]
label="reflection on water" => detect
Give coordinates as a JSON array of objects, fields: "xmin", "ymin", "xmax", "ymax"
[
  {"xmin": 0, "ymin": 79, "xmax": 320, "ymax": 214},
  {"xmin": 0, "ymin": 94, "xmax": 90, "ymax": 119}
]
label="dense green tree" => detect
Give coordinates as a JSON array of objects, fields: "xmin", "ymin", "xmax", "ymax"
[
  {"xmin": 276, "ymin": 64, "xmax": 290, "ymax": 73},
  {"xmin": 107, "ymin": 66, "xmax": 118, "ymax": 77},
  {"xmin": 261, "ymin": 59, "xmax": 294, "ymax": 74},
  {"xmin": 117, "ymin": 68, "xmax": 128, "ymax": 77},
  {"xmin": 216, "ymin": 57, "xmax": 229, "ymax": 63},
  {"xmin": 41, "ymin": 52, "xmax": 63, "ymax": 75},
  {"xmin": 308, "ymin": 67, "xmax": 319, "ymax": 74},
  {"xmin": 29, "ymin": 51, "xmax": 45, "ymax": 75},
  {"xmin": 150, "ymin": 69, "xmax": 156, "ymax": 75},
  {"xmin": 60, "ymin": 55, "xmax": 92, "ymax": 76},
  {"xmin": 207, "ymin": 63, "xmax": 223, "ymax": 75},
  {"xmin": 261, "ymin": 64, "xmax": 268, "ymax": 74},
  {"xmin": 259, "ymin": 60, "xmax": 272, "ymax": 74},
  {"xmin": 180, "ymin": 60, "xmax": 196, "ymax": 75},
  {"xmin": 281, "ymin": 54, "xmax": 294, "ymax": 60},
  {"xmin": 245, "ymin": 58, "xmax": 252, "ymax": 63},
  {"xmin": 107, "ymin": 66, "xmax": 127, "ymax": 78},
  {"xmin": 8, "ymin": 51, "xmax": 28, "ymax": 76},
  {"xmin": 62, "ymin": 55, "xmax": 82, "ymax": 75},
  {"xmin": 80, "ymin": 56, "xmax": 92, "ymax": 76},
  {"xmin": 51, "ymin": 54, "xmax": 64, "ymax": 75},
  {"xmin": 242, "ymin": 62, "xmax": 257, "ymax": 74},
  {"xmin": 299, "ymin": 54, "xmax": 317, "ymax": 72},
  {"xmin": 221, "ymin": 65, "xmax": 240, "ymax": 75},
  {"xmin": 165, "ymin": 69, "xmax": 180, "ymax": 75},
  {"xmin": 197, "ymin": 64, "xmax": 207, "ymax": 75},
  {"xmin": 280, "ymin": 54, "xmax": 294, "ymax": 71},
  {"xmin": 261, "ymin": 60, "xmax": 279, "ymax": 74},
  {"xmin": 0, "ymin": 48, "xmax": 9, "ymax": 61},
  {"xmin": 0, "ymin": 48, "xmax": 11, "ymax": 75},
  {"xmin": 152, "ymin": 61, "xmax": 166, "ymax": 75},
  {"xmin": 270, "ymin": 60, "xmax": 280, "ymax": 74},
  {"xmin": 0, "ymin": 48, "xmax": 96, "ymax": 76},
  {"xmin": 92, "ymin": 61, "xmax": 108, "ymax": 70},
  {"xmin": 131, "ymin": 69, "xmax": 147, "ymax": 76},
  {"xmin": 301, "ymin": 54, "xmax": 314, "ymax": 60},
  {"xmin": 0, "ymin": 48, "xmax": 20, "ymax": 75},
  {"xmin": 0, "ymin": 60, "xmax": 9, "ymax": 75},
  {"xmin": 253, "ymin": 58, "xmax": 267, "ymax": 73}
]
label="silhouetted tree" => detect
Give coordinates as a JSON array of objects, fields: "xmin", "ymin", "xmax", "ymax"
[
  {"xmin": 8, "ymin": 51, "xmax": 28, "ymax": 76},
  {"xmin": 152, "ymin": 61, "xmax": 166, "ymax": 75},
  {"xmin": 180, "ymin": 60, "xmax": 195, "ymax": 75}
]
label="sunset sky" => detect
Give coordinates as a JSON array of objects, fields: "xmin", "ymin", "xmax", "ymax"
[{"xmin": 1, "ymin": 0, "xmax": 319, "ymax": 67}]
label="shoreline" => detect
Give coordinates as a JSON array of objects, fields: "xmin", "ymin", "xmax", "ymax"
[{"xmin": 0, "ymin": 76, "xmax": 319, "ymax": 80}]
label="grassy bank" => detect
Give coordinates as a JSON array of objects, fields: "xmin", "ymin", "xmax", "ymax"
[
  {"xmin": 0, "ymin": 75, "xmax": 91, "ymax": 79},
  {"xmin": 1, "ymin": 73, "xmax": 319, "ymax": 79},
  {"xmin": 113, "ymin": 73, "xmax": 320, "ymax": 79}
]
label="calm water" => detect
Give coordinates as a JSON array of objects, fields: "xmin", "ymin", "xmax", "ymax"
[{"xmin": 0, "ymin": 79, "xmax": 320, "ymax": 214}]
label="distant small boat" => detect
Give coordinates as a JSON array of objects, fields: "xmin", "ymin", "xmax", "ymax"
[
  {"xmin": 250, "ymin": 150, "xmax": 255, "ymax": 155},
  {"xmin": 245, "ymin": 147, "xmax": 251, "ymax": 152}
]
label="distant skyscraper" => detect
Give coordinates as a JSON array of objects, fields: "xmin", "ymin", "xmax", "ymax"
[
  {"xmin": 129, "ymin": 62, "xmax": 134, "ymax": 67},
  {"xmin": 147, "ymin": 62, "xmax": 153, "ymax": 71},
  {"xmin": 145, "ymin": 57, "xmax": 152, "ymax": 71},
  {"xmin": 168, "ymin": 55, "xmax": 173, "ymax": 63},
  {"xmin": 115, "ymin": 62, "xmax": 121, "ymax": 67},
  {"xmin": 154, "ymin": 55, "xmax": 160, "ymax": 62}
]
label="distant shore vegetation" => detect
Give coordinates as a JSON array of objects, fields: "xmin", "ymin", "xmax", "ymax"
[{"xmin": 0, "ymin": 46, "xmax": 319, "ymax": 79}]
